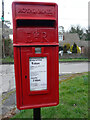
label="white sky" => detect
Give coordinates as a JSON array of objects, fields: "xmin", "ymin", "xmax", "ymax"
[{"xmin": 0, "ymin": 0, "xmax": 90, "ymax": 31}]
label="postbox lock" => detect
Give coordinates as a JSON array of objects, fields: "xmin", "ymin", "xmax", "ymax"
[{"xmin": 25, "ymin": 75, "xmax": 27, "ymax": 79}]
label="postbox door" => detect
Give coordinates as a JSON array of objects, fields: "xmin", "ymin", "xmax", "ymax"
[{"xmin": 20, "ymin": 46, "xmax": 59, "ymax": 109}]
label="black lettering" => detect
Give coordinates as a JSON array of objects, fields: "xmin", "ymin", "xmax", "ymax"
[
  {"xmin": 35, "ymin": 79, "xmax": 40, "ymax": 81},
  {"xmin": 33, "ymin": 62, "xmax": 40, "ymax": 64}
]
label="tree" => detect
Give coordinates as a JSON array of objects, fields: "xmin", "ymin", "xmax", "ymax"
[
  {"xmin": 83, "ymin": 29, "xmax": 90, "ymax": 41},
  {"xmin": 69, "ymin": 25, "xmax": 84, "ymax": 40},
  {"xmin": 68, "ymin": 25, "xmax": 90, "ymax": 41}
]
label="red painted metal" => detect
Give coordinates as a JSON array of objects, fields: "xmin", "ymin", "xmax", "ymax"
[{"xmin": 12, "ymin": 1, "xmax": 59, "ymax": 110}]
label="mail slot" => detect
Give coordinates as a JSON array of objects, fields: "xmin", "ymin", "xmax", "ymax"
[{"xmin": 12, "ymin": 1, "xmax": 59, "ymax": 110}]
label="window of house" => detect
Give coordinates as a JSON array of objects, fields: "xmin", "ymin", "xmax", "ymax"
[{"xmin": 59, "ymin": 34, "xmax": 63, "ymax": 41}]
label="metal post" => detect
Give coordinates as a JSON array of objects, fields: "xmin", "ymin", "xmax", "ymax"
[
  {"xmin": 33, "ymin": 108, "xmax": 41, "ymax": 120},
  {"xmin": 2, "ymin": 0, "xmax": 5, "ymax": 58}
]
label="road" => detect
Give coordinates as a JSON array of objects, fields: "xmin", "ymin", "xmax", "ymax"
[
  {"xmin": 59, "ymin": 62, "xmax": 88, "ymax": 75},
  {"xmin": 0, "ymin": 62, "xmax": 89, "ymax": 93}
]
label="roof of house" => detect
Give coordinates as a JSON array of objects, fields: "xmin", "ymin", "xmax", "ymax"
[
  {"xmin": 59, "ymin": 33, "xmax": 88, "ymax": 47},
  {"xmin": 0, "ymin": 21, "xmax": 9, "ymax": 29},
  {"xmin": 0, "ymin": 21, "xmax": 13, "ymax": 39}
]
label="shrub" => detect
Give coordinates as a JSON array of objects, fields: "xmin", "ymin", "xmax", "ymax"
[
  {"xmin": 63, "ymin": 45, "xmax": 67, "ymax": 53},
  {"xmin": 72, "ymin": 43, "xmax": 77, "ymax": 53},
  {"xmin": 70, "ymin": 43, "xmax": 80, "ymax": 53},
  {"xmin": 63, "ymin": 43, "xmax": 70, "ymax": 53},
  {"xmin": 77, "ymin": 46, "xmax": 80, "ymax": 53},
  {"xmin": 4, "ymin": 38, "xmax": 13, "ymax": 57},
  {"xmin": 70, "ymin": 45, "xmax": 73, "ymax": 52}
]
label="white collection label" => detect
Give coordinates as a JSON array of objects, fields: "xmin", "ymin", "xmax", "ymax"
[{"xmin": 29, "ymin": 57, "xmax": 47, "ymax": 91}]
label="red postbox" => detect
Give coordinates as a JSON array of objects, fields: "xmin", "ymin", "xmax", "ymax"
[{"xmin": 12, "ymin": 1, "xmax": 59, "ymax": 110}]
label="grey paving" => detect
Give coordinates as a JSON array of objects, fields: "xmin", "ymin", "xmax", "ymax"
[
  {"xmin": 2, "ymin": 90, "xmax": 16, "ymax": 116},
  {"xmin": 1, "ymin": 89, "xmax": 20, "ymax": 119},
  {"xmin": 0, "ymin": 64, "xmax": 15, "ymax": 94}
]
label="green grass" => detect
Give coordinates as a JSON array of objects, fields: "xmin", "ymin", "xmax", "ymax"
[
  {"xmin": 2, "ymin": 56, "xmax": 14, "ymax": 63},
  {"xmin": 1, "ymin": 57, "xmax": 88, "ymax": 63},
  {"xmin": 59, "ymin": 58, "xmax": 88, "ymax": 62},
  {"xmin": 11, "ymin": 73, "xmax": 88, "ymax": 119},
  {"xmin": 1, "ymin": 58, "xmax": 89, "ymax": 64}
]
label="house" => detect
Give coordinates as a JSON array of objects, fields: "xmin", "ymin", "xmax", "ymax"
[
  {"xmin": 0, "ymin": 21, "xmax": 13, "ymax": 39},
  {"xmin": 59, "ymin": 32, "xmax": 88, "ymax": 54}
]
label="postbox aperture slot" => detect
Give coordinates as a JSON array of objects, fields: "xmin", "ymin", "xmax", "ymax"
[{"xmin": 16, "ymin": 19, "xmax": 56, "ymax": 28}]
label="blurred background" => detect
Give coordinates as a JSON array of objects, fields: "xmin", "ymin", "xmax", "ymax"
[{"xmin": 0, "ymin": 0, "xmax": 90, "ymax": 60}]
